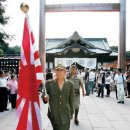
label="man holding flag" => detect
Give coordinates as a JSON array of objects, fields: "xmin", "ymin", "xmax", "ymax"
[
  {"xmin": 16, "ymin": 3, "xmax": 44, "ymax": 130},
  {"xmin": 44, "ymin": 63, "xmax": 75, "ymax": 130}
]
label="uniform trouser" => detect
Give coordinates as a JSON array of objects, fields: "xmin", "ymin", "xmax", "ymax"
[
  {"xmin": 51, "ymin": 121, "xmax": 70, "ymax": 130},
  {"xmin": 98, "ymin": 84, "xmax": 105, "ymax": 97},
  {"xmin": 117, "ymin": 84, "xmax": 125, "ymax": 102},
  {"xmin": 11, "ymin": 94, "xmax": 17, "ymax": 108},
  {"xmin": 88, "ymin": 81, "xmax": 95, "ymax": 94},
  {"xmin": 75, "ymin": 107, "xmax": 79, "ymax": 120}
]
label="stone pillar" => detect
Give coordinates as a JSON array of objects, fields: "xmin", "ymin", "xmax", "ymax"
[
  {"xmin": 118, "ymin": 0, "xmax": 126, "ymax": 71},
  {"xmin": 39, "ymin": 0, "xmax": 46, "ymax": 74}
]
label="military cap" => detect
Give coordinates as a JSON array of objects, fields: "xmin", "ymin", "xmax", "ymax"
[
  {"xmin": 71, "ymin": 65, "xmax": 77, "ymax": 69},
  {"xmin": 55, "ymin": 63, "xmax": 66, "ymax": 70}
]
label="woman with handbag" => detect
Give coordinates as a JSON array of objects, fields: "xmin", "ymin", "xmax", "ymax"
[{"xmin": 68, "ymin": 65, "xmax": 85, "ymax": 125}]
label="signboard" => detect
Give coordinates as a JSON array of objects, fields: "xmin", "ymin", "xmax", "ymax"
[{"xmin": 55, "ymin": 58, "xmax": 97, "ymax": 68}]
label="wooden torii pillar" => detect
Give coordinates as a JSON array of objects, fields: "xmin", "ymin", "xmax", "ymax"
[
  {"xmin": 39, "ymin": 0, "xmax": 126, "ymax": 73},
  {"xmin": 39, "ymin": 0, "xmax": 46, "ymax": 74},
  {"xmin": 118, "ymin": 0, "xmax": 126, "ymax": 71}
]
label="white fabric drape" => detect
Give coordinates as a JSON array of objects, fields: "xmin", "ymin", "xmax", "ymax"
[{"xmin": 55, "ymin": 58, "xmax": 97, "ymax": 68}]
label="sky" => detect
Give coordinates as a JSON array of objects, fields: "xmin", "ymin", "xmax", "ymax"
[{"xmin": 3, "ymin": 0, "xmax": 130, "ymax": 51}]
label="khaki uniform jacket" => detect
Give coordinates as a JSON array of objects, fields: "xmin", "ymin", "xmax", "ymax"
[
  {"xmin": 46, "ymin": 79, "xmax": 74, "ymax": 125},
  {"xmin": 68, "ymin": 75, "xmax": 82, "ymax": 109}
]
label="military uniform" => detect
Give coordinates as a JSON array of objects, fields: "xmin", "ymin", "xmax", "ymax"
[
  {"xmin": 46, "ymin": 79, "xmax": 74, "ymax": 130},
  {"xmin": 68, "ymin": 75, "xmax": 82, "ymax": 109}
]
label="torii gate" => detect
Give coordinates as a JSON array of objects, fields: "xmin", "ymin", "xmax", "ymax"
[{"xmin": 39, "ymin": 0, "xmax": 126, "ymax": 73}]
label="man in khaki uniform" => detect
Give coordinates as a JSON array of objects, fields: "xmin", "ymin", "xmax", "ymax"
[
  {"xmin": 44, "ymin": 63, "xmax": 74, "ymax": 130},
  {"xmin": 68, "ymin": 65, "xmax": 85, "ymax": 125}
]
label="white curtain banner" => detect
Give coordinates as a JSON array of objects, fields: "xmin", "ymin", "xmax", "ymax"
[{"xmin": 55, "ymin": 58, "xmax": 97, "ymax": 68}]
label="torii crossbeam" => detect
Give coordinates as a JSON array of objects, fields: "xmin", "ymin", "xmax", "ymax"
[{"xmin": 39, "ymin": 0, "xmax": 126, "ymax": 72}]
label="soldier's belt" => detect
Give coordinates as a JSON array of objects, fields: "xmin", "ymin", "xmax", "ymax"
[{"xmin": 74, "ymin": 89, "xmax": 80, "ymax": 94}]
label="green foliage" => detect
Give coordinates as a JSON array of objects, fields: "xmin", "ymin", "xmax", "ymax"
[
  {"xmin": 0, "ymin": 49, "xmax": 4, "ymax": 55},
  {"xmin": 126, "ymin": 51, "xmax": 130, "ymax": 58},
  {"xmin": 0, "ymin": 30, "xmax": 9, "ymax": 52},
  {"xmin": 6, "ymin": 45, "xmax": 21, "ymax": 54},
  {"xmin": 110, "ymin": 46, "xmax": 118, "ymax": 52},
  {"xmin": 0, "ymin": 0, "xmax": 13, "ymax": 54},
  {"xmin": 0, "ymin": 1, "xmax": 9, "ymax": 25}
]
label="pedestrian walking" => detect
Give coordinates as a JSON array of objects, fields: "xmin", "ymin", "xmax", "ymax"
[
  {"xmin": 114, "ymin": 68, "xmax": 126, "ymax": 104},
  {"xmin": 126, "ymin": 74, "xmax": 130, "ymax": 98},
  {"xmin": 105, "ymin": 72, "xmax": 112, "ymax": 97},
  {"xmin": 84, "ymin": 68, "xmax": 89, "ymax": 96},
  {"xmin": 68, "ymin": 65, "xmax": 85, "ymax": 125},
  {"xmin": 96, "ymin": 72, "xmax": 105, "ymax": 98},
  {"xmin": 44, "ymin": 63, "xmax": 74, "ymax": 130},
  {"xmin": 88, "ymin": 69, "xmax": 96, "ymax": 94}
]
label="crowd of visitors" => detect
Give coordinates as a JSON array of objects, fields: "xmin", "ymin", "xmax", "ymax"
[
  {"xmin": 0, "ymin": 69, "xmax": 18, "ymax": 112},
  {"xmin": 43, "ymin": 65, "xmax": 130, "ymax": 130},
  {"xmin": 45, "ymin": 66, "xmax": 130, "ymax": 104},
  {"xmin": 1, "ymin": 65, "xmax": 130, "ymax": 130}
]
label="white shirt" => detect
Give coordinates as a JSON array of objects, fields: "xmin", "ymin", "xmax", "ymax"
[
  {"xmin": 114, "ymin": 74, "xmax": 126, "ymax": 84},
  {"xmin": 0, "ymin": 77, "xmax": 7, "ymax": 88},
  {"xmin": 89, "ymin": 71, "xmax": 95, "ymax": 81},
  {"xmin": 105, "ymin": 76, "xmax": 112, "ymax": 84}
]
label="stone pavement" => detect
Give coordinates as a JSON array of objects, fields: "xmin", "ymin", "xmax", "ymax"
[{"xmin": 1, "ymin": 91, "xmax": 130, "ymax": 130}]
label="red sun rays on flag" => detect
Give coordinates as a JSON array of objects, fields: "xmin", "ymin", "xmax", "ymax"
[
  {"xmin": 18, "ymin": 65, "xmax": 38, "ymax": 101},
  {"xmin": 16, "ymin": 14, "xmax": 43, "ymax": 130}
]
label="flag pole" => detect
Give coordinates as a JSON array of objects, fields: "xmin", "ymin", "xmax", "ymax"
[
  {"xmin": 20, "ymin": 2, "xmax": 48, "ymax": 97},
  {"xmin": 18, "ymin": 3, "xmax": 43, "ymax": 130},
  {"xmin": 39, "ymin": 0, "xmax": 49, "ymax": 98}
]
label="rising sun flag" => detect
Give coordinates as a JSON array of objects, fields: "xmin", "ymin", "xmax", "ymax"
[{"xmin": 16, "ymin": 13, "xmax": 43, "ymax": 130}]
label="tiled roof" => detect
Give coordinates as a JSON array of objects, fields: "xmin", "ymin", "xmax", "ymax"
[{"xmin": 46, "ymin": 31, "xmax": 112, "ymax": 54}]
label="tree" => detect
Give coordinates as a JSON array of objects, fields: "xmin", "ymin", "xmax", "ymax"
[
  {"xmin": 126, "ymin": 51, "xmax": 130, "ymax": 58},
  {"xmin": 0, "ymin": 49, "xmax": 4, "ymax": 55},
  {"xmin": 0, "ymin": 0, "xmax": 12, "ymax": 54},
  {"xmin": 7, "ymin": 46, "xmax": 21, "ymax": 54},
  {"xmin": 110, "ymin": 46, "xmax": 118, "ymax": 52},
  {"xmin": 110, "ymin": 46, "xmax": 130, "ymax": 58}
]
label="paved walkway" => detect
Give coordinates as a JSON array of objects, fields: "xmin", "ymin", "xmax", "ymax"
[{"xmin": 1, "ymin": 91, "xmax": 130, "ymax": 130}]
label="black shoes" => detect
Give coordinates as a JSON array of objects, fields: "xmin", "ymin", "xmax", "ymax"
[
  {"xmin": 4, "ymin": 108, "xmax": 9, "ymax": 111},
  {"xmin": 122, "ymin": 101, "xmax": 124, "ymax": 104},
  {"xmin": 75, "ymin": 119, "xmax": 79, "ymax": 125},
  {"xmin": 0, "ymin": 109, "xmax": 9, "ymax": 112},
  {"xmin": 126, "ymin": 96, "xmax": 130, "ymax": 98},
  {"xmin": 117, "ymin": 101, "xmax": 124, "ymax": 104}
]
